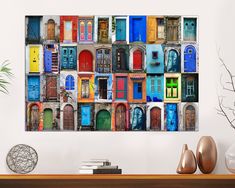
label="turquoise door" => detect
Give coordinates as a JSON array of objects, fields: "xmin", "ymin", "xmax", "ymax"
[
  {"xmin": 184, "ymin": 18, "xmax": 196, "ymax": 41},
  {"xmin": 28, "ymin": 76, "xmax": 40, "ymax": 101},
  {"xmin": 81, "ymin": 105, "xmax": 91, "ymax": 126},
  {"xmin": 116, "ymin": 19, "xmax": 126, "ymax": 41}
]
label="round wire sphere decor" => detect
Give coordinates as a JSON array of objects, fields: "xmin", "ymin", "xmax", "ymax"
[{"xmin": 6, "ymin": 144, "xmax": 38, "ymax": 174}]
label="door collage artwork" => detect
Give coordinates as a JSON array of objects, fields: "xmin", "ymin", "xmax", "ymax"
[{"xmin": 25, "ymin": 15, "xmax": 198, "ymax": 132}]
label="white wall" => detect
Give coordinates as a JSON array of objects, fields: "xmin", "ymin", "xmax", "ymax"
[{"xmin": 0, "ymin": 0, "xmax": 234, "ymax": 174}]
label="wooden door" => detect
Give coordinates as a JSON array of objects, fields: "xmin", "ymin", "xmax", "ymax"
[
  {"xmin": 79, "ymin": 50, "xmax": 93, "ymax": 72},
  {"xmin": 115, "ymin": 104, "xmax": 126, "ymax": 131},
  {"xmin": 96, "ymin": 49, "xmax": 111, "ymax": 73},
  {"xmin": 184, "ymin": 105, "xmax": 196, "ymax": 131},
  {"xmin": 148, "ymin": 17, "xmax": 157, "ymax": 42},
  {"xmin": 116, "ymin": 48, "xmax": 126, "ymax": 71},
  {"xmin": 184, "ymin": 18, "xmax": 196, "ymax": 41},
  {"xmin": 150, "ymin": 107, "xmax": 161, "ymax": 130},
  {"xmin": 43, "ymin": 109, "xmax": 53, "ymax": 130},
  {"xmin": 64, "ymin": 21, "xmax": 72, "ymax": 41},
  {"xmin": 29, "ymin": 46, "xmax": 39, "ymax": 72},
  {"xmin": 132, "ymin": 107, "xmax": 144, "ymax": 130},
  {"xmin": 46, "ymin": 76, "xmax": 57, "ymax": 100},
  {"xmin": 167, "ymin": 18, "xmax": 179, "ymax": 41},
  {"xmin": 133, "ymin": 49, "xmax": 142, "ymax": 70},
  {"xmin": 47, "ymin": 19, "xmax": 55, "ymax": 40},
  {"xmin": 63, "ymin": 105, "xmax": 74, "ymax": 130},
  {"xmin": 44, "ymin": 49, "xmax": 52, "ymax": 73},
  {"xmin": 96, "ymin": 110, "xmax": 111, "ymax": 131},
  {"xmin": 28, "ymin": 76, "xmax": 40, "ymax": 101},
  {"xmin": 98, "ymin": 19, "xmax": 108, "ymax": 43},
  {"xmin": 116, "ymin": 19, "xmax": 126, "ymax": 41},
  {"xmin": 184, "ymin": 45, "xmax": 196, "ymax": 72},
  {"xmin": 28, "ymin": 17, "xmax": 40, "ymax": 41},
  {"xmin": 30, "ymin": 104, "xmax": 39, "ymax": 131},
  {"xmin": 81, "ymin": 105, "xmax": 91, "ymax": 126},
  {"xmin": 98, "ymin": 79, "xmax": 107, "ymax": 99},
  {"xmin": 81, "ymin": 80, "xmax": 89, "ymax": 98}
]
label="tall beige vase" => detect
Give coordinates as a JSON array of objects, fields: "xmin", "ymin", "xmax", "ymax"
[
  {"xmin": 176, "ymin": 144, "xmax": 197, "ymax": 174},
  {"xmin": 196, "ymin": 136, "xmax": 217, "ymax": 174}
]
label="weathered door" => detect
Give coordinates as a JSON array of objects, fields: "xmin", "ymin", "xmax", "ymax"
[
  {"xmin": 132, "ymin": 107, "xmax": 144, "ymax": 130},
  {"xmin": 116, "ymin": 48, "xmax": 126, "ymax": 70},
  {"xmin": 99, "ymin": 79, "xmax": 107, "ymax": 99},
  {"xmin": 133, "ymin": 49, "xmax": 142, "ymax": 70},
  {"xmin": 81, "ymin": 80, "xmax": 89, "ymax": 98},
  {"xmin": 184, "ymin": 45, "xmax": 196, "ymax": 72},
  {"xmin": 96, "ymin": 110, "xmax": 111, "ymax": 131},
  {"xmin": 116, "ymin": 19, "xmax": 126, "ymax": 41},
  {"xmin": 47, "ymin": 19, "xmax": 55, "ymax": 40},
  {"xmin": 81, "ymin": 105, "xmax": 91, "ymax": 126},
  {"xmin": 44, "ymin": 49, "xmax": 52, "ymax": 73},
  {"xmin": 115, "ymin": 104, "xmax": 126, "ymax": 131},
  {"xmin": 43, "ymin": 109, "xmax": 53, "ymax": 130},
  {"xmin": 28, "ymin": 76, "xmax": 40, "ymax": 101},
  {"xmin": 116, "ymin": 77, "xmax": 127, "ymax": 99},
  {"xmin": 27, "ymin": 17, "xmax": 40, "ymax": 41},
  {"xmin": 30, "ymin": 46, "xmax": 39, "ymax": 72},
  {"xmin": 166, "ymin": 103, "xmax": 178, "ymax": 131},
  {"xmin": 133, "ymin": 18, "xmax": 141, "ymax": 41},
  {"xmin": 167, "ymin": 49, "xmax": 179, "ymax": 72},
  {"xmin": 96, "ymin": 49, "xmax": 111, "ymax": 73},
  {"xmin": 64, "ymin": 21, "xmax": 72, "ymax": 41},
  {"xmin": 30, "ymin": 104, "xmax": 39, "ymax": 130},
  {"xmin": 184, "ymin": 105, "xmax": 196, "ymax": 131},
  {"xmin": 167, "ymin": 18, "xmax": 179, "ymax": 41},
  {"xmin": 61, "ymin": 47, "xmax": 76, "ymax": 69},
  {"xmin": 133, "ymin": 82, "xmax": 142, "ymax": 99},
  {"xmin": 150, "ymin": 107, "xmax": 161, "ymax": 130},
  {"xmin": 63, "ymin": 105, "xmax": 74, "ymax": 130},
  {"xmin": 46, "ymin": 76, "xmax": 57, "ymax": 100},
  {"xmin": 148, "ymin": 17, "xmax": 157, "ymax": 42},
  {"xmin": 98, "ymin": 19, "xmax": 108, "ymax": 43},
  {"xmin": 79, "ymin": 50, "xmax": 93, "ymax": 72},
  {"xmin": 184, "ymin": 18, "xmax": 196, "ymax": 41}
]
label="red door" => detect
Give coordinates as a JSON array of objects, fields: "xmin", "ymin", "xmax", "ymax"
[
  {"xmin": 133, "ymin": 50, "xmax": 142, "ymax": 70},
  {"xmin": 150, "ymin": 107, "xmax": 161, "ymax": 130},
  {"xmin": 79, "ymin": 50, "xmax": 93, "ymax": 72},
  {"xmin": 63, "ymin": 105, "xmax": 74, "ymax": 130}
]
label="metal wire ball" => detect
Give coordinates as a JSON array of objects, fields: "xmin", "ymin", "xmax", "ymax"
[{"xmin": 6, "ymin": 144, "xmax": 38, "ymax": 174}]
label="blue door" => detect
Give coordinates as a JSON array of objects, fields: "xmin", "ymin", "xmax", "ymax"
[
  {"xmin": 167, "ymin": 50, "xmax": 180, "ymax": 72},
  {"xmin": 61, "ymin": 47, "xmax": 77, "ymax": 69},
  {"xmin": 132, "ymin": 107, "xmax": 145, "ymax": 130},
  {"xmin": 184, "ymin": 18, "xmax": 196, "ymax": 41},
  {"xmin": 81, "ymin": 105, "xmax": 91, "ymax": 126},
  {"xmin": 184, "ymin": 45, "xmax": 196, "ymax": 72},
  {"xmin": 28, "ymin": 76, "xmax": 40, "ymax": 101},
  {"xmin": 129, "ymin": 16, "xmax": 146, "ymax": 43},
  {"xmin": 27, "ymin": 17, "xmax": 40, "ymax": 41},
  {"xmin": 166, "ymin": 103, "xmax": 178, "ymax": 131},
  {"xmin": 116, "ymin": 19, "xmax": 126, "ymax": 41},
  {"xmin": 44, "ymin": 49, "xmax": 52, "ymax": 73},
  {"xmin": 65, "ymin": 75, "xmax": 75, "ymax": 90},
  {"xmin": 133, "ymin": 82, "xmax": 142, "ymax": 99},
  {"xmin": 133, "ymin": 18, "xmax": 141, "ymax": 42},
  {"xmin": 68, "ymin": 47, "xmax": 76, "ymax": 69}
]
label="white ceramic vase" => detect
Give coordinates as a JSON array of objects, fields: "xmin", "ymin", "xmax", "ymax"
[{"xmin": 225, "ymin": 143, "xmax": 235, "ymax": 173}]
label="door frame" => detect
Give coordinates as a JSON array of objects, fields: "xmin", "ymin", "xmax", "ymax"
[
  {"xmin": 129, "ymin": 45, "xmax": 146, "ymax": 71},
  {"xmin": 114, "ymin": 16, "xmax": 129, "ymax": 43}
]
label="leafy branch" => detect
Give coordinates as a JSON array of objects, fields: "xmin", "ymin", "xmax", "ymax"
[{"xmin": 0, "ymin": 60, "xmax": 13, "ymax": 94}]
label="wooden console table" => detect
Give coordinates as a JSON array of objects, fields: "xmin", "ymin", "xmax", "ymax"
[{"xmin": 0, "ymin": 174, "xmax": 235, "ymax": 188}]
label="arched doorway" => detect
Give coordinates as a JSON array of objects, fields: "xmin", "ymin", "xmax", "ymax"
[
  {"xmin": 150, "ymin": 107, "xmax": 161, "ymax": 130},
  {"xmin": 184, "ymin": 45, "xmax": 196, "ymax": 72},
  {"xmin": 96, "ymin": 110, "xmax": 111, "ymax": 131},
  {"xmin": 184, "ymin": 105, "xmax": 196, "ymax": 131},
  {"xmin": 132, "ymin": 107, "xmax": 144, "ymax": 130},
  {"xmin": 47, "ymin": 19, "xmax": 55, "ymax": 40},
  {"xmin": 133, "ymin": 49, "xmax": 142, "ymax": 70},
  {"xmin": 43, "ymin": 108, "xmax": 53, "ymax": 130},
  {"xmin": 63, "ymin": 104, "xmax": 74, "ymax": 130},
  {"xmin": 79, "ymin": 50, "xmax": 93, "ymax": 72},
  {"xmin": 167, "ymin": 49, "xmax": 179, "ymax": 72},
  {"xmin": 115, "ymin": 104, "xmax": 126, "ymax": 131}
]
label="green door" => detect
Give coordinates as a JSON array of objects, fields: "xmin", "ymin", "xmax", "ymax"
[
  {"xmin": 96, "ymin": 110, "xmax": 111, "ymax": 131},
  {"xmin": 43, "ymin": 109, "xmax": 53, "ymax": 130}
]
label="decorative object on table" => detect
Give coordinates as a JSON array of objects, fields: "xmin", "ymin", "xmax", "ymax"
[
  {"xmin": 79, "ymin": 159, "xmax": 122, "ymax": 174},
  {"xmin": 6, "ymin": 144, "xmax": 38, "ymax": 174},
  {"xmin": 196, "ymin": 136, "xmax": 217, "ymax": 174},
  {"xmin": 176, "ymin": 144, "xmax": 197, "ymax": 174},
  {"xmin": 225, "ymin": 143, "xmax": 235, "ymax": 173},
  {"xmin": 0, "ymin": 60, "xmax": 13, "ymax": 94}
]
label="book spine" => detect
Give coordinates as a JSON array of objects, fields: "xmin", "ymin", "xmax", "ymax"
[{"xmin": 93, "ymin": 169, "xmax": 122, "ymax": 174}]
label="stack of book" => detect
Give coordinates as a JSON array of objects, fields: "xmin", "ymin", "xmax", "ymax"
[{"xmin": 79, "ymin": 159, "xmax": 122, "ymax": 174}]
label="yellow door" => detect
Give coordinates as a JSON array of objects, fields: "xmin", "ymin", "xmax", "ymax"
[
  {"xmin": 148, "ymin": 16, "xmax": 157, "ymax": 43},
  {"xmin": 30, "ymin": 46, "xmax": 39, "ymax": 72}
]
